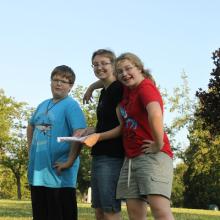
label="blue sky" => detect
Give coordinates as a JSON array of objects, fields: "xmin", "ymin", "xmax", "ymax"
[{"xmin": 1, "ymin": 0, "xmax": 219, "ymax": 110}]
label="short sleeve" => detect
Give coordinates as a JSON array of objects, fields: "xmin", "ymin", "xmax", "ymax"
[
  {"xmin": 139, "ymin": 81, "xmax": 163, "ymax": 109},
  {"xmin": 65, "ymin": 100, "xmax": 86, "ymax": 132}
]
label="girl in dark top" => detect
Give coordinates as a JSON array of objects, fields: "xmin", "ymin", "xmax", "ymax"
[{"xmin": 80, "ymin": 49, "xmax": 124, "ymax": 220}]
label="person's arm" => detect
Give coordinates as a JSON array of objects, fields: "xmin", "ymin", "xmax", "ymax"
[
  {"xmin": 54, "ymin": 129, "xmax": 83, "ymax": 174},
  {"xmin": 142, "ymin": 101, "xmax": 164, "ymax": 153},
  {"xmin": 74, "ymin": 127, "xmax": 96, "ymax": 137},
  {"xmin": 83, "ymin": 106, "xmax": 123, "ymax": 147},
  {"xmin": 83, "ymin": 80, "xmax": 103, "ymax": 104},
  {"xmin": 99, "ymin": 125, "xmax": 122, "ymax": 141},
  {"xmin": 99, "ymin": 107, "xmax": 123, "ymax": 140},
  {"xmin": 83, "ymin": 125, "xmax": 122, "ymax": 148},
  {"xmin": 26, "ymin": 124, "xmax": 34, "ymax": 157}
]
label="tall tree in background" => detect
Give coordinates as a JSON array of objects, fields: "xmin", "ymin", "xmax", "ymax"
[
  {"xmin": 183, "ymin": 49, "xmax": 220, "ymax": 208},
  {"xmin": 196, "ymin": 48, "xmax": 220, "ymax": 135},
  {"xmin": 0, "ymin": 89, "xmax": 23, "ymax": 146},
  {"xmin": 162, "ymin": 72, "xmax": 195, "ymax": 158},
  {"xmin": 162, "ymin": 73, "xmax": 195, "ymax": 207},
  {"xmin": 0, "ymin": 90, "xmax": 31, "ymax": 199},
  {"xmin": 171, "ymin": 163, "xmax": 187, "ymax": 207},
  {"xmin": 183, "ymin": 114, "xmax": 220, "ymax": 208},
  {"xmin": 0, "ymin": 135, "xmax": 29, "ymax": 200}
]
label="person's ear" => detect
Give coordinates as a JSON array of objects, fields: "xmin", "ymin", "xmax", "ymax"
[{"xmin": 69, "ymin": 84, "xmax": 74, "ymax": 92}]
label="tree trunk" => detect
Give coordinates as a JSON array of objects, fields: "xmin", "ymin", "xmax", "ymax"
[{"xmin": 16, "ymin": 175, "xmax": 22, "ymax": 200}]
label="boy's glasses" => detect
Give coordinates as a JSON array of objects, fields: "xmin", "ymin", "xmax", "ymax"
[{"xmin": 51, "ymin": 79, "xmax": 71, "ymax": 85}]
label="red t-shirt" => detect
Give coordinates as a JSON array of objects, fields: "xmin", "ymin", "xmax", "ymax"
[{"xmin": 119, "ymin": 79, "xmax": 173, "ymax": 158}]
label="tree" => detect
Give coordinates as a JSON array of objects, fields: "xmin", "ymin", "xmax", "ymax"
[
  {"xmin": 183, "ymin": 115, "xmax": 220, "ymax": 208},
  {"xmin": 162, "ymin": 72, "xmax": 195, "ymax": 158},
  {"xmin": 162, "ymin": 50, "xmax": 220, "ymax": 209},
  {"xmin": 182, "ymin": 49, "xmax": 220, "ymax": 208},
  {"xmin": 159, "ymin": 72, "xmax": 219, "ymax": 208},
  {"xmin": 0, "ymin": 164, "xmax": 30, "ymax": 199},
  {"xmin": 0, "ymin": 89, "xmax": 23, "ymax": 146},
  {"xmin": 0, "ymin": 90, "xmax": 31, "ymax": 199},
  {"xmin": 1, "ymin": 135, "xmax": 29, "ymax": 200},
  {"xmin": 171, "ymin": 163, "xmax": 187, "ymax": 207},
  {"xmin": 0, "ymin": 166, "xmax": 17, "ymax": 198},
  {"xmin": 196, "ymin": 48, "xmax": 220, "ymax": 135}
]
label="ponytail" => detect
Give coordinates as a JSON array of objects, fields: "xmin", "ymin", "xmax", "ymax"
[{"xmin": 143, "ymin": 69, "xmax": 156, "ymax": 85}]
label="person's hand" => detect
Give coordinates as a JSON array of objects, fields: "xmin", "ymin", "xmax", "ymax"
[
  {"xmin": 82, "ymin": 133, "xmax": 100, "ymax": 148},
  {"xmin": 53, "ymin": 162, "xmax": 71, "ymax": 175},
  {"xmin": 83, "ymin": 87, "xmax": 94, "ymax": 104},
  {"xmin": 74, "ymin": 128, "xmax": 88, "ymax": 137},
  {"xmin": 74, "ymin": 127, "xmax": 95, "ymax": 137},
  {"xmin": 141, "ymin": 139, "xmax": 163, "ymax": 154}
]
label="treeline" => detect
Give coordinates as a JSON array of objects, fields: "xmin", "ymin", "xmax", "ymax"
[{"xmin": 0, "ymin": 49, "xmax": 219, "ymax": 209}]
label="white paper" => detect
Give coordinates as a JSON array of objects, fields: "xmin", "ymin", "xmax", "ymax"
[{"xmin": 57, "ymin": 136, "xmax": 87, "ymax": 143}]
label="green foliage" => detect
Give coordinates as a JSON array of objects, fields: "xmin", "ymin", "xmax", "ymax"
[
  {"xmin": 0, "ymin": 167, "xmax": 30, "ymax": 200},
  {"xmin": 162, "ymin": 72, "xmax": 195, "ymax": 158},
  {"xmin": 196, "ymin": 49, "xmax": 220, "ymax": 135},
  {"xmin": 0, "ymin": 89, "xmax": 31, "ymax": 200},
  {"xmin": 166, "ymin": 72, "xmax": 195, "ymax": 132},
  {"xmin": 0, "ymin": 137, "xmax": 29, "ymax": 200},
  {"xmin": 0, "ymin": 89, "xmax": 24, "ymax": 145},
  {"xmin": 183, "ymin": 114, "xmax": 220, "ymax": 208},
  {"xmin": 72, "ymin": 85, "xmax": 99, "ymax": 127},
  {"xmin": 171, "ymin": 163, "xmax": 187, "ymax": 207},
  {"xmin": 0, "ymin": 167, "xmax": 16, "ymax": 199},
  {"xmin": 163, "ymin": 73, "xmax": 194, "ymax": 128},
  {"xmin": 161, "ymin": 69, "xmax": 220, "ymax": 209},
  {"xmin": 182, "ymin": 50, "xmax": 220, "ymax": 209}
]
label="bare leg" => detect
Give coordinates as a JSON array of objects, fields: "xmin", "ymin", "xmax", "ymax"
[
  {"xmin": 148, "ymin": 195, "xmax": 175, "ymax": 220},
  {"xmin": 126, "ymin": 199, "xmax": 147, "ymax": 220},
  {"xmin": 95, "ymin": 208, "xmax": 122, "ymax": 220},
  {"xmin": 104, "ymin": 211, "xmax": 122, "ymax": 220},
  {"xmin": 95, "ymin": 208, "xmax": 104, "ymax": 220}
]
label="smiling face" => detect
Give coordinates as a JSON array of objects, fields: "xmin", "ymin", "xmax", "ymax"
[
  {"xmin": 92, "ymin": 55, "xmax": 114, "ymax": 81},
  {"xmin": 116, "ymin": 59, "xmax": 145, "ymax": 88}
]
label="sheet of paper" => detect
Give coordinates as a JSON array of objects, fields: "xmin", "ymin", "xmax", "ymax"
[{"xmin": 57, "ymin": 136, "xmax": 87, "ymax": 143}]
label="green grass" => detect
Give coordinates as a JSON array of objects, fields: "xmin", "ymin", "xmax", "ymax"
[{"xmin": 0, "ymin": 200, "xmax": 220, "ymax": 220}]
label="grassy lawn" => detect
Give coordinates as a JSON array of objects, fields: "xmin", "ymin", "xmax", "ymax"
[{"xmin": 0, "ymin": 200, "xmax": 220, "ymax": 220}]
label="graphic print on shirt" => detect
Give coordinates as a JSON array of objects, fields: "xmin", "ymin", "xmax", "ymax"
[
  {"xmin": 34, "ymin": 112, "xmax": 53, "ymax": 137},
  {"xmin": 119, "ymin": 106, "xmax": 138, "ymax": 144},
  {"xmin": 120, "ymin": 107, "xmax": 137, "ymax": 129}
]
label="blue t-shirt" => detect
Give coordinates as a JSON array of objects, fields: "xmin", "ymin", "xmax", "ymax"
[{"xmin": 28, "ymin": 96, "xmax": 86, "ymax": 188}]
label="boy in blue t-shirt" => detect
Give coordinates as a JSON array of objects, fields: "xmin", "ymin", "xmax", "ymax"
[{"xmin": 27, "ymin": 65, "xmax": 86, "ymax": 220}]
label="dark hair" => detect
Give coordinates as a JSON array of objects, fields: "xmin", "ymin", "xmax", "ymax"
[
  {"xmin": 50, "ymin": 65, "xmax": 75, "ymax": 84},
  {"xmin": 91, "ymin": 49, "xmax": 116, "ymax": 64}
]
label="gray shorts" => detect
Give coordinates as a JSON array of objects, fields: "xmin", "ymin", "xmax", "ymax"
[{"xmin": 116, "ymin": 152, "xmax": 173, "ymax": 200}]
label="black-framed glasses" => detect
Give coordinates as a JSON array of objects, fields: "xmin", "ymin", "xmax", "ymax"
[
  {"xmin": 51, "ymin": 79, "xmax": 71, "ymax": 85},
  {"xmin": 91, "ymin": 62, "xmax": 112, "ymax": 69}
]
